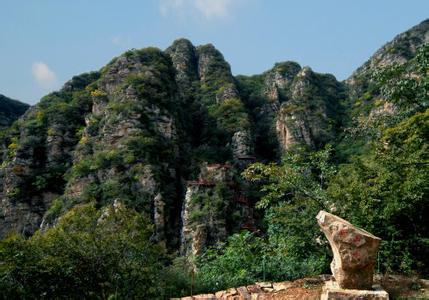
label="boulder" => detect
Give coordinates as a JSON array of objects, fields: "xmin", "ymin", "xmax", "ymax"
[{"xmin": 316, "ymin": 210, "xmax": 381, "ymax": 290}]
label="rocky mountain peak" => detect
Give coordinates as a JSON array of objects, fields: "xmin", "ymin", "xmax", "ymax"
[
  {"xmin": 347, "ymin": 18, "xmax": 429, "ymax": 98},
  {"xmin": 196, "ymin": 44, "xmax": 235, "ymax": 86},
  {"xmin": 263, "ymin": 61, "xmax": 302, "ymax": 103},
  {"xmin": 165, "ymin": 38, "xmax": 199, "ymax": 93}
]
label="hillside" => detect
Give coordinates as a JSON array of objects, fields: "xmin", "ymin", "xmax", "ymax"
[{"xmin": 0, "ymin": 94, "xmax": 29, "ymax": 128}]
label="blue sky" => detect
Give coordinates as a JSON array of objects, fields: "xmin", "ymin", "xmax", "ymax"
[{"xmin": 1, "ymin": 0, "xmax": 428, "ymax": 105}]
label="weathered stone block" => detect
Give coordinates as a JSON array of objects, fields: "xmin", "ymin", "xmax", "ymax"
[
  {"xmin": 193, "ymin": 293, "xmax": 216, "ymax": 299},
  {"xmin": 321, "ymin": 280, "xmax": 389, "ymax": 300},
  {"xmin": 317, "ymin": 210, "xmax": 381, "ymax": 290}
]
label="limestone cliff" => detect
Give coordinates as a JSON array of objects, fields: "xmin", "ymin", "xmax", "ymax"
[
  {"xmin": 180, "ymin": 163, "xmax": 254, "ymax": 257},
  {"xmin": 0, "ymin": 73, "xmax": 98, "ymax": 236}
]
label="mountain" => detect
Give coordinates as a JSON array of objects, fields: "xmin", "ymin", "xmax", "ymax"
[
  {"xmin": 0, "ymin": 19, "xmax": 426, "ymax": 255},
  {"xmin": 0, "ymin": 94, "xmax": 29, "ymax": 128}
]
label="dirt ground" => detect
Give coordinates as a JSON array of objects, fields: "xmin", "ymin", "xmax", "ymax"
[{"xmin": 176, "ymin": 274, "xmax": 429, "ymax": 300}]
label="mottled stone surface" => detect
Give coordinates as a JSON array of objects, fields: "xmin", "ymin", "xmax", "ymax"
[
  {"xmin": 180, "ymin": 164, "xmax": 232, "ymax": 256},
  {"xmin": 317, "ymin": 210, "xmax": 381, "ymax": 290},
  {"xmin": 231, "ymin": 130, "xmax": 253, "ymax": 159},
  {"xmin": 321, "ymin": 280, "xmax": 389, "ymax": 300}
]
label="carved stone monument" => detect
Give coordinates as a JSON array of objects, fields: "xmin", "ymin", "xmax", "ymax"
[{"xmin": 317, "ymin": 210, "xmax": 389, "ymax": 299}]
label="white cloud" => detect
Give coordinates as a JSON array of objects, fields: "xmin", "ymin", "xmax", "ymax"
[
  {"xmin": 159, "ymin": 0, "xmax": 236, "ymax": 20},
  {"xmin": 112, "ymin": 35, "xmax": 131, "ymax": 46},
  {"xmin": 194, "ymin": 0, "xmax": 230, "ymax": 19},
  {"xmin": 32, "ymin": 62, "xmax": 57, "ymax": 89},
  {"xmin": 112, "ymin": 36, "xmax": 122, "ymax": 45}
]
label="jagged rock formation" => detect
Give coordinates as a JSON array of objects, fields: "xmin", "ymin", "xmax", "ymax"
[
  {"xmin": 181, "ymin": 164, "xmax": 231, "ymax": 256},
  {"xmin": 238, "ymin": 62, "xmax": 346, "ymax": 154},
  {"xmin": 317, "ymin": 211, "xmax": 381, "ymax": 290},
  {"xmin": 0, "ymin": 40, "xmax": 256, "ymax": 253},
  {"xmin": 180, "ymin": 162, "xmax": 255, "ymax": 257},
  {"xmin": 0, "ymin": 73, "xmax": 98, "ymax": 236},
  {"xmin": 0, "ymin": 94, "xmax": 29, "ymax": 128},
  {"xmin": 231, "ymin": 130, "xmax": 252, "ymax": 158},
  {"xmin": 335, "ymin": 18, "xmax": 429, "ymax": 160}
]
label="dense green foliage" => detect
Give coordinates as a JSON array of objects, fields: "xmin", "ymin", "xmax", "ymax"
[
  {"xmin": 162, "ymin": 147, "xmax": 334, "ymax": 295},
  {"xmin": 0, "ymin": 203, "xmax": 166, "ymax": 299}
]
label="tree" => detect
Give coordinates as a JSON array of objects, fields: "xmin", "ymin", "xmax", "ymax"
[{"xmin": 242, "ymin": 146, "xmax": 335, "ymax": 281}]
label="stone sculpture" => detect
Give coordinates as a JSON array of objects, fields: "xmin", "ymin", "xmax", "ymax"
[{"xmin": 316, "ymin": 210, "xmax": 381, "ymax": 290}]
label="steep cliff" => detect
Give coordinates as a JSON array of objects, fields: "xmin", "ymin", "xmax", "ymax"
[{"xmin": 337, "ymin": 19, "xmax": 429, "ymax": 158}]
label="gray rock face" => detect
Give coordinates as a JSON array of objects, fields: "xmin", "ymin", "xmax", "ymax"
[
  {"xmin": 62, "ymin": 49, "xmax": 180, "ymax": 245},
  {"xmin": 0, "ymin": 94, "xmax": 88, "ymax": 237},
  {"xmin": 276, "ymin": 107, "xmax": 313, "ymax": 151},
  {"xmin": 180, "ymin": 164, "xmax": 232, "ymax": 256},
  {"xmin": 317, "ymin": 210, "xmax": 381, "ymax": 290},
  {"xmin": 196, "ymin": 44, "xmax": 217, "ymax": 83},
  {"xmin": 263, "ymin": 61, "xmax": 301, "ymax": 112},
  {"xmin": 153, "ymin": 193, "xmax": 165, "ymax": 243},
  {"xmin": 195, "ymin": 44, "xmax": 237, "ymax": 91},
  {"xmin": 260, "ymin": 64, "xmax": 344, "ymax": 152},
  {"xmin": 215, "ymin": 84, "xmax": 239, "ymax": 103},
  {"xmin": 167, "ymin": 39, "xmax": 238, "ymax": 102},
  {"xmin": 0, "ymin": 191, "xmax": 58, "ymax": 237},
  {"xmin": 165, "ymin": 39, "xmax": 199, "ymax": 95},
  {"xmin": 180, "ymin": 183, "xmax": 228, "ymax": 256},
  {"xmin": 231, "ymin": 130, "xmax": 253, "ymax": 159}
]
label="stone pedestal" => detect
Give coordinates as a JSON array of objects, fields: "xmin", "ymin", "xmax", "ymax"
[{"xmin": 321, "ymin": 280, "xmax": 389, "ymax": 300}]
